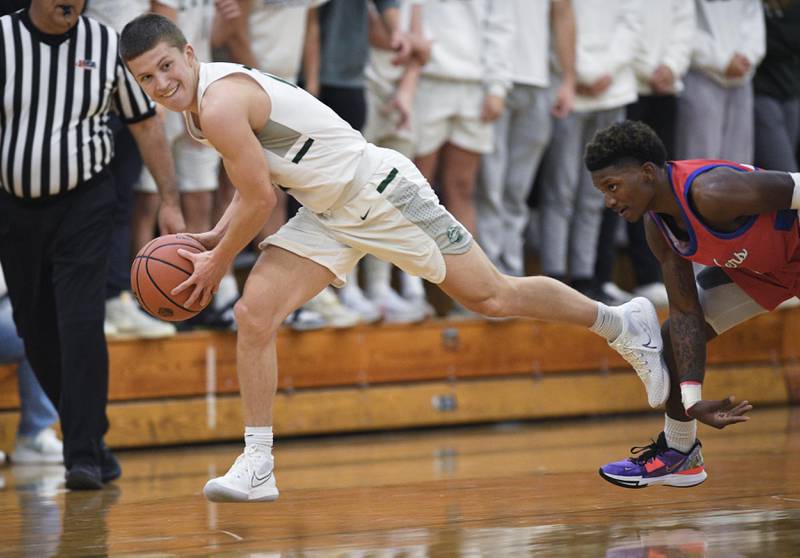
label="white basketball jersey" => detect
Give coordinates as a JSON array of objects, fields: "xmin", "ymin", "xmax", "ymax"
[{"xmin": 184, "ymin": 63, "xmax": 369, "ymax": 212}]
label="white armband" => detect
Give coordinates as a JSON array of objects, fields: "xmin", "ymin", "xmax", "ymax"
[
  {"xmin": 680, "ymin": 381, "xmax": 702, "ymax": 412},
  {"xmin": 791, "ymin": 172, "xmax": 800, "ymax": 210}
]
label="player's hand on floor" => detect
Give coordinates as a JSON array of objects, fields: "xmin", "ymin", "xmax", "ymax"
[
  {"xmin": 172, "ymin": 249, "xmax": 226, "ymax": 309},
  {"xmin": 687, "ymin": 396, "xmax": 752, "ymax": 429}
]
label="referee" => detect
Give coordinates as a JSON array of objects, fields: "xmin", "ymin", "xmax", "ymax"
[{"xmin": 0, "ymin": 0, "xmax": 184, "ymax": 489}]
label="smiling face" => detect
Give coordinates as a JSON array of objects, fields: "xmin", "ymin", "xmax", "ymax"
[
  {"xmin": 126, "ymin": 41, "xmax": 198, "ymax": 113},
  {"xmin": 591, "ymin": 162, "xmax": 659, "ymax": 222}
]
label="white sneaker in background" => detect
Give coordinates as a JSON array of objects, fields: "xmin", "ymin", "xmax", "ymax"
[
  {"xmin": 106, "ymin": 292, "xmax": 177, "ymax": 339},
  {"xmin": 368, "ymin": 287, "xmax": 427, "ymax": 324},
  {"xmin": 213, "ymin": 274, "xmax": 240, "ymax": 330},
  {"xmin": 283, "ymin": 307, "xmax": 326, "ymax": 331},
  {"xmin": 601, "ymin": 282, "xmax": 634, "ymax": 305},
  {"xmin": 633, "ymin": 282, "xmax": 669, "ymax": 308},
  {"xmin": 12, "ymin": 428, "xmax": 63, "ymax": 464},
  {"xmin": 103, "ymin": 320, "xmax": 119, "ymax": 337},
  {"xmin": 404, "ymin": 294, "xmax": 436, "ymax": 319},
  {"xmin": 339, "ymin": 283, "xmax": 382, "ymax": 324},
  {"xmin": 609, "ymin": 297, "xmax": 669, "ymax": 408},
  {"xmin": 304, "ymin": 288, "xmax": 360, "ymax": 328},
  {"xmin": 777, "ymin": 297, "xmax": 800, "ymax": 310},
  {"xmin": 203, "ymin": 446, "xmax": 278, "ymax": 503}
]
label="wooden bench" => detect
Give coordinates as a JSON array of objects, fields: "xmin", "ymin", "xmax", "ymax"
[{"xmin": 0, "ymin": 308, "xmax": 797, "ymax": 449}]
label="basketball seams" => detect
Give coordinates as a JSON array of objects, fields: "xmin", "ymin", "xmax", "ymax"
[
  {"xmin": 136, "ymin": 253, "xmax": 195, "ymax": 276},
  {"xmin": 132, "ymin": 253, "xmax": 155, "ymax": 318},
  {"xmin": 142, "ymin": 255, "xmax": 201, "ymax": 314}
]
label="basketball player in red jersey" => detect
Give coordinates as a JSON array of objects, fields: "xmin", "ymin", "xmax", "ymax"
[{"xmin": 585, "ymin": 119, "xmax": 800, "ymax": 489}]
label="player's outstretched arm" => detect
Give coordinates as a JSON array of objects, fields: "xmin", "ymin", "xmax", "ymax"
[{"xmin": 644, "ymin": 216, "xmax": 708, "ymax": 383}]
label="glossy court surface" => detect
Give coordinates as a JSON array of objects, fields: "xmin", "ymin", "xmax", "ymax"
[{"xmin": 1, "ymin": 406, "xmax": 799, "ymax": 556}]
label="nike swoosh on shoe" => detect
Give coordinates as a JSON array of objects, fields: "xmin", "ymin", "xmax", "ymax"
[{"xmin": 251, "ymin": 469, "xmax": 273, "ymax": 488}]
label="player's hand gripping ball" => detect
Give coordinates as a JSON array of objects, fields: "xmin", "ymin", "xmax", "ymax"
[{"xmin": 131, "ymin": 234, "xmax": 209, "ymax": 321}]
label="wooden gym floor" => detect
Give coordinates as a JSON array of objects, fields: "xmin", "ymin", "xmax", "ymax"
[{"xmin": 1, "ymin": 404, "xmax": 799, "ymax": 556}]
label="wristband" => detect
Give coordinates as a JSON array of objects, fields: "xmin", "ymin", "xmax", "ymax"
[
  {"xmin": 790, "ymin": 172, "xmax": 800, "ymax": 210},
  {"xmin": 680, "ymin": 381, "xmax": 702, "ymax": 412}
]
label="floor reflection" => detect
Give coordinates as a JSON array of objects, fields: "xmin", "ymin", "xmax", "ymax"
[{"xmin": 0, "ymin": 407, "xmax": 798, "ymax": 556}]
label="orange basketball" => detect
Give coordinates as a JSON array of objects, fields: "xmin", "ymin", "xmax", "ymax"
[{"xmin": 130, "ymin": 234, "xmax": 209, "ymax": 322}]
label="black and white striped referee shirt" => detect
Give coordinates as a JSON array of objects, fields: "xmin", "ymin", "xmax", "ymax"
[{"xmin": 0, "ymin": 9, "xmax": 155, "ymax": 200}]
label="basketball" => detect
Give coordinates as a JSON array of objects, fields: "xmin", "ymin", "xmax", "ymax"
[{"xmin": 131, "ymin": 234, "xmax": 209, "ymax": 322}]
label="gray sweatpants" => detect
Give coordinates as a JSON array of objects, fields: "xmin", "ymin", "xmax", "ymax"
[
  {"xmin": 754, "ymin": 94, "xmax": 800, "ymax": 172},
  {"xmin": 675, "ymin": 70, "xmax": 754, "ymax": 162},
  {"xmin": 539, "ymin": 107, "xmax": 625, "ymax": 279},
  {"xmin": 476, "ymin": 84, "xmax": 553, "ymax": 276}
]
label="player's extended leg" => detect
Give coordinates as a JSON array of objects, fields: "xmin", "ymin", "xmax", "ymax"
[
  {"xmin": 440, "ymin": 242, "xmax": 669, "ymax": 406},
  {"xmin": 599, "ymin": 266, "xmax": 765, "ymax": 489},
  {"xmin": 440, "ymin": 242, "xmax": 597, "ymax": 324},
  {"xmin": 203, "ymin": 246, "xmax": 336, "ymax": 503}
]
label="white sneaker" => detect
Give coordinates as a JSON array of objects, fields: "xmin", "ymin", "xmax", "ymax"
[
  {"xmin": 304, "ymin": 288, "xmax": 360, "ymax": 329},
  {"xmin": 404, "ymin": 294, "xmax": 436, "ymax": 319},
  {"xmin": 339, "ymin": 284, "xmax": 382, "ymax": 324},
  {"xmin": 106, "ymin": 292, "xmax": 177, "ymax": 339},
  {"xmin": 601, "ymin": 282, "xmax": 634, "ymax": 305},
  {"xmin": 609, "ymin": 297, "xmax": 670, "ymax": 408},
  {"xmin": 283, "ymin": 307, "xmax": 326, "ymax": 331},
  {"xmin": 633, "ymin": 282, "xmax": 669, "ymax": 307},
  {"xmin": 777, "ymin": 297, "xmax": 800, "ymax": 309},
  {"xmin": 103, "ymin": 320, "xmax": 119, "ymax": 337},
  {"xmin": 12, "ymin": 428, "xmax": 63, "ymax": 464},
  {"xmin": 368, "ymin": 287, "xmax": 427, "ymax": 324},
  {"xmin": 203, "ymin": 447, "xmax": 279, "ymax": 503}
]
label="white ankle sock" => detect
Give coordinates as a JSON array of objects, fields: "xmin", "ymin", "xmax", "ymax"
[
  {"xmin": 364, "ymin": 255, "xmax": 392, "ymax": 294},
  {"xmin": 664, "ymin": 415, "xmax": 696, "ymax": 453},
  {"xmin": 244, "ymin": 426, "xmax": 273, "ymax": 454},
  {"xmin": 400, "ymin": 272, "xmax": 425, "ymax": 298},
  {"xmin": 589, "ymin": 302, "xmax": 623, "ymax": 341},
  {"xmin": 339, "ymin": 270, "xmax": 360, "ymax": 296}
]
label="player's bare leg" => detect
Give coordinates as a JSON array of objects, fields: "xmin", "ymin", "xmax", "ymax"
[
  {"xmin": 441, "ymin": 243, "xmax": 668, "ymax": 405},
  {"xmin": 203, "ymin": 246, "xmax": 335, "ymax": 502},
  {"xmin": 440, "ymin": 242, "xmax": 599, "ymax": 324}
]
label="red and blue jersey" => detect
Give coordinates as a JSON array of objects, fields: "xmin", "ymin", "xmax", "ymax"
[{"xmin": 649, "ymin": 159, "xmax": 800, "ymax": 310}]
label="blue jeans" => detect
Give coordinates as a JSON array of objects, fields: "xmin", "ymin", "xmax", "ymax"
[{"xmin": 0, "ymin": 297, "xmax": 58, "ymax": 436}]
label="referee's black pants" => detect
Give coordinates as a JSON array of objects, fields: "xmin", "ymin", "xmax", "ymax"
[{"xmin": 0, "ymin": 171, "xmax": 115, "ymax": 469}]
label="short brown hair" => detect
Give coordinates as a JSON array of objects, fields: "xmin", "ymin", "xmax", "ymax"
[{"xmin": 120, "ymin": 13, "xmax": 187, "ymax": 62}]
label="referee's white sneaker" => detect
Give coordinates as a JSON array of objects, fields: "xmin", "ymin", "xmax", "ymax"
[
  {"xmin": 609, "ymin": 297, "xmax": 670, "ymax": 408},
  {"xmin": 203, "ymin": 447, "xmax": 279, "ymax": 503}
]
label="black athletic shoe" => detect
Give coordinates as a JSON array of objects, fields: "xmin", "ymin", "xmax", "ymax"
[
  {"xmin": 65, "ymin": 463, "xmax": 103, "ymax": 490},
  {"xmin": 100, "ymin": 447, "xmax": 121, "ymax": 484}
]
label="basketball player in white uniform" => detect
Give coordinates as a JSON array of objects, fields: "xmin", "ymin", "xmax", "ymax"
[{"xmin": 121, "ymin": 14, "xmax": 673, "ymax": 503}]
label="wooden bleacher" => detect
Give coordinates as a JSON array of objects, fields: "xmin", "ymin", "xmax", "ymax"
[{"xmin": 0, "ymin": 307, "xmax": 798, "ymax": 450}]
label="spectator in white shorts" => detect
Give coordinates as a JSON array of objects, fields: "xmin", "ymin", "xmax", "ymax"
[
  {"xmin": 85, "ymin": 0, "xmax": 181, "ymax": 340},
  {"xmin": 476, "ymin": 0, "xmax": 576, "ymax": 278},
  {"xmin": 340, "ymin": 0, "xmax": 433, "ymax": 323},
  {"xmin": 213, "ymin": 0, "xmax": 357, "ymax": 330},
  {"xmin": 413, "ymin": 0, "xmax": 513, "ymax": 238},
  {"xmin": 133, "ymin": 0, "xmax": 220, "ymax": 245}
]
